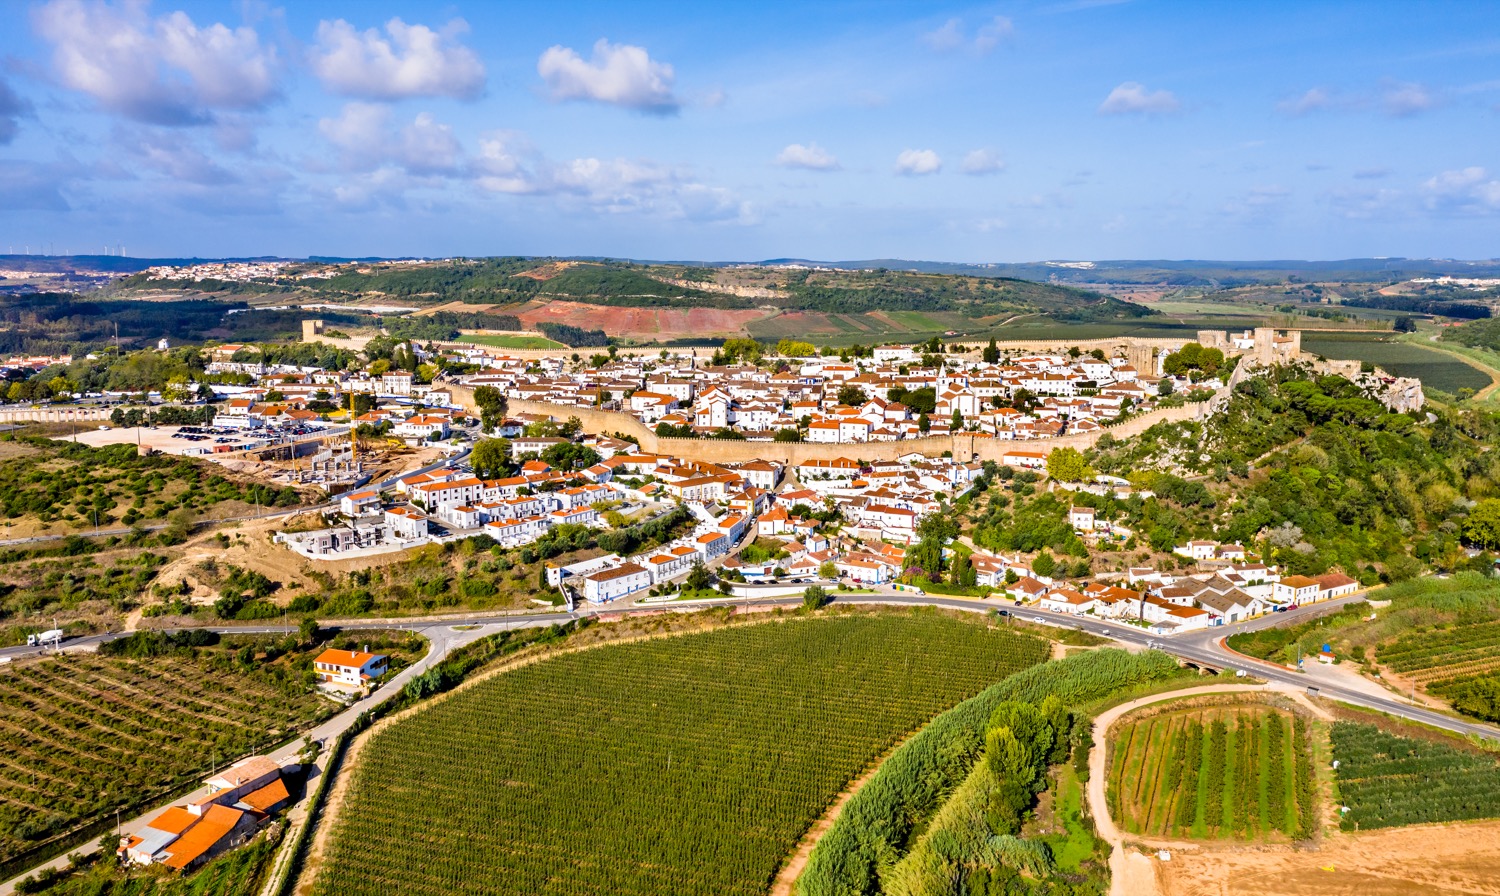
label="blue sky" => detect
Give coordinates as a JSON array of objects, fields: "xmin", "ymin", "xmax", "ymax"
[{"xmin": 0, "ymin": 0, "xmax": 1497, "ymax": 261}]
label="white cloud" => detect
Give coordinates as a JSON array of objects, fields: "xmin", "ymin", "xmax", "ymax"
[
  {"xmin": 962, "ymin": 149, "xmax": 1005, "ymax": 175},
  {"xmin": 895, "ymin": 149, "xmax": 942, "ymax": 176},
  {"xmin": 470, "ymin": 131, "xmax": 751, "ymax": 222},
  {"xmin": 319, "ymin": 103, "xmax": 463, "ymax": 176},
  {"xmin": 311, "ymin": 18, "xmax": 485, "ymax": 101},
  {"xmin": 1277, "ymin": 87, "xmax": 1333, "ymax": 116},
  {"xmin": 775, "ymin": 143, "xmax": 840, "ymax": 171},
  {"xmin": 1423, "ymin": 166, "xmax": 1500, "ymax": 215},
  {"xmin": 1098, "ymin": 81, "xmax": 1180, "ymax": 116},
  {"xmin": 537, "ymin": 39, "xmax": 680, "ymax": 113},
  {"xmin": 922, "ymin": 19, "xmax": 966, "ymax": 52},
  {"xmin": 124, "ymin": 130, "xmax": 238, "ymax": 184},
  {"xmin": 33, "ymin": 0, "xmax": 280, "ymax": 125},
  {"xmin": 1383, "ymin": 81, "xmax": 1435, "ymax": 117},
  {"xmin": 923, "ymin": 16, "xmax": 1013, "ymax": 54}
]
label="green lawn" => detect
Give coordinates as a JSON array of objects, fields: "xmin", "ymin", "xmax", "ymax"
[{"xmin": 462, "ymin": 332, "xmax": 567, "ymax": 350}]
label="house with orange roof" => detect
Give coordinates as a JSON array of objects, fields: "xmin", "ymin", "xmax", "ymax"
[{"xmin": 313, "ymin": 648, "xmax": 389, "ymax": 689}]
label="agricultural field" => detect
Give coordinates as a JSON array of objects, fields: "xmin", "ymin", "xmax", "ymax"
[
  {"xmin": 0, "ymin": 645, "xmax": 331, "ymax": 874},
  {"xmin": 1301, "ymin": 332, "xmax": 1492, "ymax": 393},
  {"xmin": 459, "ymin": 332, "xmax": 566, "ymax": 350},
  {"xmin": 313, "ymin": 612, "xmax": 1049, "ymax": 896},
  {"xmin": 1109, "ymin": 701, "xmax": 1315, "ymax": 841},
  {"xmin": 1330, "ymin": 721, "xmax": 1500, "ymax": 830}
]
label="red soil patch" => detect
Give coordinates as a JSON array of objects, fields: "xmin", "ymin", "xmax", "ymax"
[{"xmin": 516, "ymin": 300, "xmax": 769, "ymax": 339}]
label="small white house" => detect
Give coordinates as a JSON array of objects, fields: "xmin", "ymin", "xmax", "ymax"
[
  {"xmin": 583, "ymin": 562, "xmax": 651, "ymax": 602},
  {"xmin": 339, "ymin": 490, "xmax": 381, "ymax": 517}
]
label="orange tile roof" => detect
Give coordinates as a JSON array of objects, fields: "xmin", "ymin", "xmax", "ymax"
[
  {"xmin": 148, "ymin": 806, "xmax": 199, "ymax": 836},
  {"xmin": 162, "ymin": 804, "xmax": 243, "ymax": 870},
  {"xmin": 237, "ymin": 777, "xmax": 289, "ymax": 813},
  {"xmin": 314, "ymin": 648, "xmax": 383, "ymax": 669}
]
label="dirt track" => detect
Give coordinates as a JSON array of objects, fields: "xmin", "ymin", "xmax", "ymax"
[{"xmin": 1088, "ymin": 684, "xmax": 1333, "ymax": 896}]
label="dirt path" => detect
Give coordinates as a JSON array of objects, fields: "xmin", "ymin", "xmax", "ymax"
[
  {"xmin": 768, "ymin": 730, "xmax": 918, "ymax": 896},
  {"xmin": 1088, "ymin": 683, "xmax": 1333, "ymax": 896}
]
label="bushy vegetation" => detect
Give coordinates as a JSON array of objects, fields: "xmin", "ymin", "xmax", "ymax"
[
  {"xmin": 800, "ymin": 649, "xmax": 1182, "ymax": 896},
  {"xmin": 536, "ymin": 321, "xmax": 609, "ymax": 347},
  {"xmin": 1441, "ymin": 317, "xmax": 1500, "ymax": 352},
  {"xmin": 316, "ymin": 613, "xmax": 1047, "ymax": 896},
  {"xmin": 1331, "ymin": 721, "xmax": 1500, "ymax": 830},
  {"xmin": 0, "ymin": 438, "xmax": 300, "ymax": 528},
  {"xmin": 1090, "ymin": 367, "xmax": 1500, "ymax": 578}
]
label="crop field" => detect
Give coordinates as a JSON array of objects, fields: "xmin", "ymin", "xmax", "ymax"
[
  {"xmin": 0, "ymin": 653, "xmax": 328, "ymax": 869},
  {"xmin": 1330, "ymin": 722, "xmax": 1500, "ymax": 830},
  {"xmin": 313, "ymin": 613, "xmax": 1047, "ymax": 896},
  {"xmin": 1301, "ymin": 333, "xmax": 1492, "ymax": 393},
  {"xmin": 1110, "ymin": 703, "xmax": 1313, "ymax": 841},
  {"xmin": 461, "ymin": 332, "xmax": 566, "ymax": 350},
  {"xmin": 1376, "ymin": 619, "xmax": 1500, "ymax": 685}
]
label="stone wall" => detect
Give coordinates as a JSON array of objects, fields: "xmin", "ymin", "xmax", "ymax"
[{"xmin": 468, "ymin": 393, "xmax": 1220, "ymax": 465}]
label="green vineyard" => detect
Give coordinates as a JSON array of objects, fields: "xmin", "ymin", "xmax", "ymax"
[
  {"xmin": 1109, "ymin": 703, "xmax": 1314, "ymax": 841},
  {"xmin": 0, "ymin": 654, "xmax": 327, "ymax": 868},
  {"xmin": 1330, "ymin": 722, "xmax": 1500, "ymax": 830},
  {"xmin": 314, "ymin": 613, "xmax": 1047, "ymax": 896}
]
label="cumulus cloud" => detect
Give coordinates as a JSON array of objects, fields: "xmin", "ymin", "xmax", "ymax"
[
  {"xmin": 537, "ymin": 39, "xmax": 680, "ymax": 113},
  {"xmin": 122, "ymin": 129, "xmax": 238, "ymax": 184},
  {"xmin": 1277, "ymin": 87, "xmax": 1334, "ymax": 116},
  {"xmin": 775, "ymin": 143, "xmax": 839, "ymax": 171},
  {"xmin": 1423, "ymin": 166, "xmax": 1500, "ymax": 215},
  {"xmin": 33, "ymin": 0, "xmax": 280, "ymax": 125},
  {"xmin": 318, "ymin": 103, "xmax": 463, "ymax": 176},
  {"xmin": 311, "ymin": 18, "xmax": 485, "ymax": 101},
  {"xmin": 1098, "ymin": 81, "xmax": 1180, "ymax": 116},
  {"xmin": 1383, "ymin": 81, "xmax": 1435, "ymax": 117},
  {"xmin": 894, "ymin": 149, "xmax": 942, "ymax": 176},
  {"xmin": 962, "ymin": 149, "xmax": 1005, "ymax": 175},
  {"xmin": 923, "ymin": 16, "xmax": 1013, "ymax": 54},
  {"xmin": 0, "ymin": 78, "xmax": 33, "ymax": 145}
]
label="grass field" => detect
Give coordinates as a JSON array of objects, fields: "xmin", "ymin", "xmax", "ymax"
[
  {"xmin": 1301, "ymin": 332, "xmax": 1493, "ymax": 393},
  {"xmin": 313, "ymin": 612, "xmax": 1047, "ymax": 896},
  {"xmin": 1110, "ymin": 703, "xmax": 1311, "ymax": 841},
  {"xmin": 461, "ymin": 332, "xmax": 567, "ymax": 350},
  {"xmin": 0, "ymin": 652, "xmax": 328, "ymax": 868}
]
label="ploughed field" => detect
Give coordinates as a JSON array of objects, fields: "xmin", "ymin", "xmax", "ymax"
[
  {"xmin": 0, "ymin": 654, "xmax": 326, "ymax": 868},
  {"xmin": 1110, "ymin": 703, "xmax": 1315, "ymax": 842},
  {"xmin": 313, "ymin": 613, "xmax": 1048, "ymax": 896}
]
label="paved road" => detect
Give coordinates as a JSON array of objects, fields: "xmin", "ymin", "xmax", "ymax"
[{"xmin": 5, "ymin": 583, "xmax": 1496, "ymax": 893}]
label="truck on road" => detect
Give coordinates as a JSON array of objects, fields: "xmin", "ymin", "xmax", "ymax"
[{"xmin": 26, "ymin": 629, "xmax": 63, "ymax": 648}]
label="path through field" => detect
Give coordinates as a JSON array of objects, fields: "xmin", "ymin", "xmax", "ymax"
[{"xmin": 1087, "ymin": 683, "xmax": 1332, "ymax": 896}]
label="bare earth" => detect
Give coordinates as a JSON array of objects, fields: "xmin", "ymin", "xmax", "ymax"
[
  {"xmin": 1159, "ymin": 821, "xmax": 1500, "ymax": 896},
  {"xmin": 515, "ymin": 299, "xmax": 772, "ymax": 339}
]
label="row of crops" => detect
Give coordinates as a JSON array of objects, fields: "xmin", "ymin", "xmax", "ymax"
[
  {"xmin": 1109, "ymin": 705, "xmax": 1314, "ymax": 841},
  {"xmin": 1377, "ymin": 619, "xmax": 1500, "ymax": 680},
  {"xmin": 314, "ymin": 613, "xmax": 1049, "ymax": 896},
  {"xmin": 1330, "ymin": 722, "xmax": 1500, "ymax": 830},
  {"xmin": 0, "ymin": 654, "xmax": 328, "ymax": 865}
]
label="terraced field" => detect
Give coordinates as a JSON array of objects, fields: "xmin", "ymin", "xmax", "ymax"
[
  {"xmin": 1110, "ymin": 702, "xmax": 1313, "ymax": 841},
  {"xmin": 0, "ymin": 653, "xmax": 328, "ymax": 870},
  {"xmin": 313, "ymin": 613, "xmax": 1047, "ymax": 896}
]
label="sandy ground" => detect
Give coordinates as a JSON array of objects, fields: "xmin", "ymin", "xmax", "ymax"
[
  {"xmin": 1158, "ymin": 820, "xmax": 1500, "ymax": 896},
  {"xmin": 65, "ymin": 425, "xmax": 199, "ymax": 455}
]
